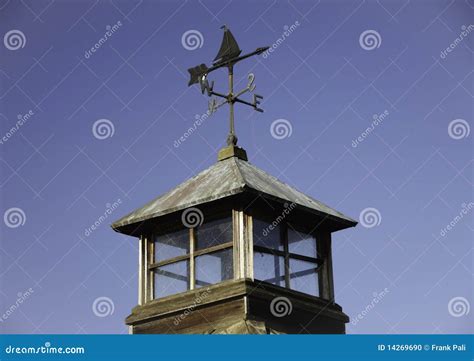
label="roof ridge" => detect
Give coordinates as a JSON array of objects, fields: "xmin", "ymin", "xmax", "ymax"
[{"xmin": 230, "ymin": 156, "xmax": 246, "ymax": 187}]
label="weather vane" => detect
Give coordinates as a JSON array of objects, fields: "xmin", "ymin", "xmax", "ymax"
[{"xmin": 187, "ymin": 26, "xmax": 269, "ymax": 147}]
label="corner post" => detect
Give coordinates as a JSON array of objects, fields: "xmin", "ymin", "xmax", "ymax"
[
  {"xmin": 233, "ymin": 210, "xmax": 253, "ymax": 280},
  {"xmin": 139, "ymin": 234, "xmax": 154, "ymax": 305},
  {"xmin": 138, "ymin": 235, "xmax": 146, "ymax": 305},
  {"xmin": 318, "ymin": 231, "xmax": 335, "ymax": 302}
]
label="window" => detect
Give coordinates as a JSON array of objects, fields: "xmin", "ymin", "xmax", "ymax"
[
  {"xmin": 195, "ymin": 248, "xmax": 233, "ymax": 287},
  {"xmin": 253, "ymin": 220, "xmax": 322, "ymax": 297},
  {"xmin": 253, "ymin": 251, "xmax": 285, "ymax": 287},
  {"xmin": 150, "ymin": 217, "xmax": 233, "ymax": 299}
]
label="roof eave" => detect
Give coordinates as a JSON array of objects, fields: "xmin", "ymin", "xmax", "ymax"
[{"xmin": 111, "ymin": 186, "xmax": 357, "ymax": 235}]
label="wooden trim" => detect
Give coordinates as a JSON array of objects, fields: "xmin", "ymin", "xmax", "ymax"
[
  {"xmin": 148, "ymin": 254, "xmax": 190, "ymax": 269},
  {"xmin": 245, "ymin": 212, "xmax": 253, "ymax": 279},
  {"xmin": 325, "ymin": 233, "xmax": 335, "ymax": 302},
  {"xmin": 148, "ymin": 242, "xmax": 233, "ymax": 270},
  {"xmin": 253, "ymin": 245, "xmax": 322, "ymax": 264},
  {"xmin": 142, "ymin": 235, "xmax": 149, "ymax": 304},
  {"xmin": 138, "ymin": 236, "xmax": 144, "ymax": 305},
  {"xmin": 149, "ymin": 209, "xmax": 233, "ymax": 238},
  {"xmin": 234, "ymin": 210, "xmax": 253, "ymax": 280},
  {"xmin": 282, "ymin": 223, "xmax": 290, "ymax": 288},
  {"xmin": 233, "ymin": 210, "xmax": 241, "ymax": 279},
  {"xmin": 126, "ymin": 279, "xmax": 349, "ymax": 326},
  {"xmin": 317, "ymin": 231, "xmax": 334, "ymax": 302},
  {"xmin": 194, "ymin": 242, "xmax": 232, "ymax": 257},
  {"xmin": 147, "ymin": 237, "xmax": 154, "ymax": 302},
  {"xmin": 189, "ymin": 228, "xmax": 195, "ymax": 290},
  {"xmin": 139, "ymin": 235, "xmax": 154, "ymax": 303}
]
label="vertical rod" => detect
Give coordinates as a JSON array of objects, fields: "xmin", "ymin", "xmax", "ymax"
[
  {"xmin": 229, "ymin": 65, "xmax": 234, "ymax": 134},
  {"xmin": 227, "ymin": 65, "xmax": 236, "ymax": 146}
]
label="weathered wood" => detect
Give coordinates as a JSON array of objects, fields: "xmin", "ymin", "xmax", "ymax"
[
  {"xmin": 189, "ymin": 227, "xmax": 195, "ymax": 290},
  {"xmin": 253, "ymin": 245, "xmax": 322, "ymax": 264},
  {"xmin": 126, "ymin": 279, "xmax": 247, "ymax": 324},
  {"xmin": 139, "ymin": 235, "xmax": 153, "ymax": 304},
  {"xmin": 138, "ymin": 236, "xmax": 144, "ymax": 305},
  {"xmin": 248, "ymin": 298, "xmax": 345, "ymax": 334},
  {"xmin": 245, "ymin": 279, "xmax": 347, "ymax": 322},
  {"xmin": 317, "ymin": 231, "xmax": 335, "ymax": 302},
  {"xmin": 245, "ymin": 212, "xmax": 254, "ymax": 279},
  {"xmin": 233, "ymin": 209, "xmax": 242, "ymax": 279},
  {"xmin": 112, "ymin": 158, "xmax": 357, "ymax": 235},
  {"xmin": 146, "ymin": 236, "xmax": 154, "ymax": 302},
  {"xmin": 132, "ymin": 298, "xmax": 245, "ymax": 334},
  {"xmin": 125, "ymin": 169, "xmax": 354, "ymax": 334},
  {"xmin": 127, "ymin": 279, "xmax": 348, "ymax": 334},
  {"xmin": 282, "ymin": 223, "xmax": 290, "ymax": 288}
]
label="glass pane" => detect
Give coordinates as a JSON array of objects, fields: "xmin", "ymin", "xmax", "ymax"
[
  {"xmin": 289, "ymin": 259, "xmax": 319, "ymax": 296},
  {"xmin": 195, "ymin": 248, "xmax": 233, "ymax": 287},
  {"xmin": 154, "ymin": 229, "xmax": 189, "ymax": 263},
  {"xmin": 253, "ymin": 251, "xmax": 285, "ymax": 287},
  {"xmin": 253, "ymin": 219, "xmax": 283, "ymax": 251},
  {"xmin": 154, "ymin": 260, "xmax": 189, "ymax": 298},
  {"xmin": 288, "ymin": 226, "xmax": 317, "ymax": 257},
  {"xmin": 195, "ymin": 217, "xmax": 232, "ymax": 250}
]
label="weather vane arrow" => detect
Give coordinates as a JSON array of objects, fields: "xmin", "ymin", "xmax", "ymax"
[{"xmin": 187, "ymin": 25, "xmax": 269, "ymax": 147}]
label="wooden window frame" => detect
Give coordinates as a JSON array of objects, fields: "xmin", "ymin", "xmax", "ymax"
[
  {"xmin": 147, "ymin": 216, "xmax": 234, "ymax": 300},
  {"xmin": 252, "ymin": 221, "xmax": 324, "ymax": 296}
]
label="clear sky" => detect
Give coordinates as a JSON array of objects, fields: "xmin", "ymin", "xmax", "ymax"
[{"xmin": 0, "ymin": 0, "xmax": 472, "ymax": 334}]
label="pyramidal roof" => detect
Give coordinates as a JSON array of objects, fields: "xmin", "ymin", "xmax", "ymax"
[{"xmin": 112, "ymin": 156, "xmax": 356, "ymax": 231}]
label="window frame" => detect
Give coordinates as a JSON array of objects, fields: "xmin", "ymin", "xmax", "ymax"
[
  {"xmin": 252, "ymin": 220, "xmax": 324, "ymax": 295},
  {"xmin": 148, "ymin": 215, "xmax": 234, "ymax": 299}
]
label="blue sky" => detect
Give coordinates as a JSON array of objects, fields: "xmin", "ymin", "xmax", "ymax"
[{"xmin": 0, "ymin": 0, "xmax": 472, "ymax": 334}]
